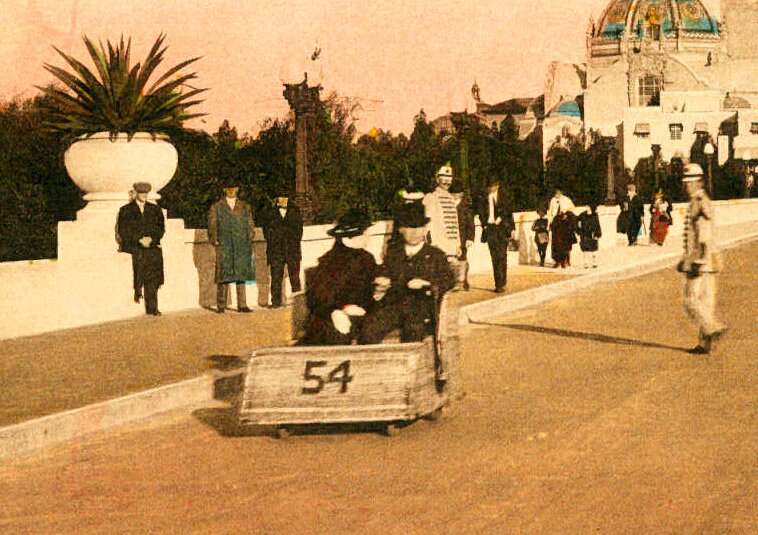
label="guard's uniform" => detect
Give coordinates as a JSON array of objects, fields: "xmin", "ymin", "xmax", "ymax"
[
  {"xmin": 680, "ymin": 188, "xmax": 724, "ymax": 343},
  {"xmin": 423, "ymin": 187, "xmax": 461, "ymax": 258}
]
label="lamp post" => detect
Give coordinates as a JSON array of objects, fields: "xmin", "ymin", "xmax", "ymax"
[
  {"xmin": 449, "ymin": 111, "xmax": 476, "ymax": 198},
  {"xmin": 703, "ymin": 141, "xmax": 715, "ymax": 196},
  {"xmin": 281, "ymin": 60, "xmax": 322, "ymax": 225},
  {"xmin": 651, "ymin": 143, "xmax": 662, "ymax": 192}
]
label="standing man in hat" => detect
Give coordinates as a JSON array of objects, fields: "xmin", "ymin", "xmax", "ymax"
[
  {"xmin": 423, "ymin": 163, "xmax": 461, "ymax": 260},
  {"xmin": 116, "ymin": 182, "xmax": 165, "ymax": 316},
  {"xmin": 620, "ymin": 183, "xmax": 644, "ymax": 246},
  {"xmin": 299, "ymin": 208, "xmax": 378, "ymax": 345},
  {"xmin": 359, "ymin": 203, "xmax": 455, "ymax": 344},
  {"xmin": 263, "ymin": 194, "xmax": 304, "ymax": 308},
  {"xmin": 677, "ymin": 163, "xmax": 727, "ymax": 354},
  {"xmin": 207, "ymin": 179, "xmax": 255, "ymax": 313},
  {"xmin": 477, "ymin": 178, "xmax": 515, "ymax": 293}
]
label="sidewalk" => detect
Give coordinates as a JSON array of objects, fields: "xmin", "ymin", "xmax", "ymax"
[{"xmin": 0, "ymin": 264, "xmax": 571, "ymax": 428}]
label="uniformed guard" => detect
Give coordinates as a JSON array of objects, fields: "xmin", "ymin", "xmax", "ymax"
[{"xmin": 676, "ymin": 163, "xmax": 727, "ymax": 354}]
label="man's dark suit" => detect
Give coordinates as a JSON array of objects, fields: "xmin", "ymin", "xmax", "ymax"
[
  {"xmin": 116, "ymin": 201, "xmax": 165, "ymax": 314},
  {"xmin": 477, "ymin": 188, "xmax": 515, "ymax": 291},
  {"xmin": 262, "ymin": 203, "xmax": 304, "ymax": 307},
  {"xmin": 622, "ymin": 193, "xmax": 644, "ymax": 245}
]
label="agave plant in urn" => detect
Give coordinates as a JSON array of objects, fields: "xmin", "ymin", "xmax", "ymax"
[{"xmin": 39, "ymin": 33, "xmax": 206, "ymax": 211}]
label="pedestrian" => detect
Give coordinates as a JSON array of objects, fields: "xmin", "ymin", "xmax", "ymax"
[
  {"xmin": 576, "ymin": 204, "xmax": 602, "ymax": 268},
  {"xmin": 531, "ymin": 207, "xmax": 550, "ymax": 267},
  {"xmin": 207, "ymin": 179, "xmax": 255, "ymax": 313},
  {"xmin": 450, "ymin": 184, "xmax": 476, "ymax": 291},
  {"xmin": 649, "ymin": 189, "xmax": 673, "ymax": 246},
  {"xmin": 547, "ymin": 188, "xmax": 575, "ymax": 223},
  {"xmin": 677, "ymin": 163, "xmax": 727, "ymax": 355},
  {"xmin": 550, "ymin": 210, "xmax": 576, "ymax": 268},
  {"xmin": 620, "ymin": 183, "xmax": 644, "ymax": 245},
  {"xmin": 116, "ymin": 181, "xmax": 165, "ymax": 316},
  {"xmin": 477, "ymin": 178, "xmax": 515, "ymax": 293},
  {"xmin": 387, "ymin": 187, "xmax": 425, "ymax": 248},
  {"xmin": 359, "ymin": 202, "xmax": 455, "ymax": 344},
  {"xmin": 262, "ymin": 194, "xmax": 303, "ymax": 308},
  {"xmin": 299, "ymin": 208, "xmax": 378, "ymax": 346},
  {"xmin": 423, "ymin": 163, "xmax": 461, "ymax": 261},
  {"xmin": 115, "ymin": 188, "xmax": 136, "ymax": 251}
]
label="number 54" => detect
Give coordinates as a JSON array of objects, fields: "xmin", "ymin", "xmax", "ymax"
[{"xmin": 302, "ymin": 360, "xmax": 353, "ymax": 394}]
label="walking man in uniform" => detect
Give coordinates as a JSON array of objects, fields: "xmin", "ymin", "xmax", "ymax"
[
  {"xmin": 423, "ymin": 163, "xmax": 461, "ymax": 260},
  {"xmin": 208, "ymin": 179, "xmax": 255, "ymax": 313},
  {"xmin": 116, "ymin": 182, "xmax": 165, "ymax": 316},
  {"xmin": 677, "ymin": 163, "xmax": 727, "ymax": 354}
]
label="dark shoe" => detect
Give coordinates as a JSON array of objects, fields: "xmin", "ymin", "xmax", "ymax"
[
  {"xmin": 709, "ymin": 326, "xmax": 728, "ymax": 344},
  {"xmin": 494, "ymin": 287, "xmax": 506, "ymax": 294},
  {"xmin": 238, "ymin": 307, "xmax": 252, "ymax": 313},
  {"xmin": 215, "ymin": 307, "xmax": 226, "ymax": 314},
  {"xmin": 134, "ymin": 291, "xmax": 142, "ymax": 303},
  {"xmin": 463, "ymin": 282, "xmax": 470, "ymax": 291},
  {"xmin": 270, "ymin": 303, "xmax": 282, "ymax": 309},
  {"xmin": 686, "ymin": 345, "xmax": 710, "ymax": 355},
  {"xmin": 147, "ymin": 310, "xmax": 162, "ymax": 316}
]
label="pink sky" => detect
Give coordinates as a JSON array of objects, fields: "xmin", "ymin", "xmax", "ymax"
[{"xmin": 1, "ymin": 0, "xmax": 719, "ymax": 135}]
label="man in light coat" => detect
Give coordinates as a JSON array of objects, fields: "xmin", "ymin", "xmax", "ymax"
[
  {"xmin": 423, "ymin": 164, "xmax": 461, "ymax": 261},
  {"xmin": 677, "ymin": 163, "xmax": 727, "ymax": 354}
]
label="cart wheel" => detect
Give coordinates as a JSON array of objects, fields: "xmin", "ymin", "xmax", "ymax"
[
  {"xmin": 383, "ymin": 423, "xmax": 400, "ymax": 437},
  {"xmin": 274, "ymin": 426, "xmax": 291, "ymax": 440},
  {"xmin": 425, "ymin": 408, "xmax": 443, "ymax": 422}
]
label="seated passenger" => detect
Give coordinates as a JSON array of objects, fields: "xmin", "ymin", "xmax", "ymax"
[
  {"xmin": 359, "ymin": 203, "xmax": 455, "ymax": 344},
  {"xmin": 299, "ymin": 208, "xmax": 378, "ymax": 346}
]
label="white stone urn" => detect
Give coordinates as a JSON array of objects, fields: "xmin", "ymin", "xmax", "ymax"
[{"xmin": 64, "ymin": 132, "xmax": 178, "ymax": 206}]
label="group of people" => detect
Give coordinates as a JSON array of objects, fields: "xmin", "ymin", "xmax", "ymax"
[
  {"xmin": 116, "ymin": 179, "xmax": 304, "ymax": 316},
  {"xmin": 617, "ymin": 183, "xmax": 674, "ymax": 247}
]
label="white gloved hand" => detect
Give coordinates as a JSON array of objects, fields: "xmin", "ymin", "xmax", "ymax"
[
  {"xmin": 139, "ymin": 236, "xmax": 152, "ymax": 248},
  {"xmin": 494, "ymin": 217, "xmax": 502, "ymax": 225},
  {"xmin": 407, "ymin": 278, "xmax": 431, "ymax": 290},
  {"xmin": 466, "ymin": 240, "xmax": 474, "ymax": 249},
  {"xmin": 342, "ymin": 305, "xmax": 366, "ymax": 317},
  {"xmin": 331, "ymin": 309, "xmax": 352, "ymax": 334}
]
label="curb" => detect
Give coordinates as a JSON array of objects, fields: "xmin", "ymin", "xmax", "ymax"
[
  {"xmin": 460, "ymin": 230, "xmax": 758, "ymax": 325},
  {"xmin": 0, "ymin": 375, "xmax": 214, "ymax": 461}
]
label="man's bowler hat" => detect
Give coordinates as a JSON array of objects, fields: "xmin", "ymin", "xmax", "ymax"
[
  {"xmin": 395, "ymin": 202, "xmax": 430, "ymax": 228},
  {"xmin": 327, "ymin": 208, "xmax": 373, "ymax": 238},
  {"xmin": 133, "ymin": 182, "xmax": 152, "ymax": 194}
]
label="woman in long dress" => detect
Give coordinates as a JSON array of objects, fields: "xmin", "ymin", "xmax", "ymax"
[
  {"xmin": 550, "ymin": 210, "xmax": 576, "ymax": 268},
  {"xmin": 649, "ymin": 190, "xmax": 673, "ymax": 246}
]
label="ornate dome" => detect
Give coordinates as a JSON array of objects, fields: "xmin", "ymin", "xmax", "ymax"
[{"xmin": 595, "ymin": 0, "xmax": 719, "ymax": 39}]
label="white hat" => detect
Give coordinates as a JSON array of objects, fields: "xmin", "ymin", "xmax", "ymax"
[
  {"xmin": 682, "ymin": 162, "xmax": 704, "ymax": 182},
  {"xmin": 436, "ymin": 164, "xmax": 453, "ymax": 181}
]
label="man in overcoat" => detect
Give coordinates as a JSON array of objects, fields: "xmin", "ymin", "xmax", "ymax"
[
  {"xmin": 620, "ymin": 183, "xmax": 644, "ymax": 245},
  {"xmin": 359, "ymin": 203, "xmax": 455, "ymax": 344},
  {"xmin": 263, "ymin": 195, "xmax": 304, "ymax": 308},
  {"xmin": 677, "ymin": 163, "xmax": 727, "ymax": 354},
  {"xmin": 299, "ymin": 208, "xmax": 378, "ymax": 345},
  {"xmin": 208, "ymin": 179, "xmax": 255, "ymax": 313},
  {"xmin": 477, "ymin": 178, "xmax": 515, "ymax": 293},
  {"xmin": 116, "ymin": 182, "xmax": 165, "ymax": 316}
]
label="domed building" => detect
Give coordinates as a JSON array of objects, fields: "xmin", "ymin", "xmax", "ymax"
[{"xmin": 543, "ymin": 0, "xmax": 758, "ymax": 182}]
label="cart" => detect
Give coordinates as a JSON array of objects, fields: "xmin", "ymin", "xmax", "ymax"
[{"xmin": 238, "ymin": 291, "xmax": 460, "ymax": 438}]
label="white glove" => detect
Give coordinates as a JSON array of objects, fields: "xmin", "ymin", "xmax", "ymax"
[
  {"xmin": 331, "ymin": 309, "xmax": 352, "ymax": 335},
  {"xmin": 465, "ymin": 240, "xmax": 474, "ymax": 249},
  {"xmin": 407, "ymin": 278, "xmax": 431, "ymax": 290},
  {"xmin": 494, "ymin": 217, "xmax": 502, "ymax": 225},
  {"xmin": 342, "ymin": 305, "xmax": 366, "ymax": 317},
  {"xmin": 139, "ymin": 236, "xmax": 152, "ymax": 248}
]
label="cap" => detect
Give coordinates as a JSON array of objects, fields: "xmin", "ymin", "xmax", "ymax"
[
  {"xmin": 133, "ymin": 182, "xmax": 152, "ymax": 194},
  {"xmin": 682, "ymin": 163, "xmax": 704, "ymax": 182},
  {"xmin": 436, "ymin": 164, "xmax": 453, "ymax": 181}
]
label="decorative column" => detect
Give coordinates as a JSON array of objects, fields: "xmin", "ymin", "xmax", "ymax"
[
  {"xmin": 283, "ymin": 75, "xmax": 322, "ymax": 224},
  {"xmin": 604, "ymin": 141, "xmax": 618, "ymax": 205}
]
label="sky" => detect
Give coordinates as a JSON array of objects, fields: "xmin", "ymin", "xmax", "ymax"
[{"xmin": 1, "ymin": 0, "xmax": 720, "ymax": 136}]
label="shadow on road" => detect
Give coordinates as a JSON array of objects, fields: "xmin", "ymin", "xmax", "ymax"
[{"xmin": 473, "ymin": 321, "xmax": 689, "ymax": 352}]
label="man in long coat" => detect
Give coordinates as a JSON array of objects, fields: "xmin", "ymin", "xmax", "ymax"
[
  {"xmin": 677, "ymin": 163, "xmax": 727, "ymax": 354},
  {"xmin": 208, "ymin": 180, "xmax": 255, "ymax": 313},
  {"xmin": 116, "ymin": 182, "xmax": 165, "ymax": 316},
  {"xmin": 477, "ymin": 178, "xmax": 515, "ymax": 293},
  {"xmin": 620, "ymin": 183, "xmax": 644, "ymax": 245},
  {"xmin": 299, "ymin": 208, "xmax": 378, "ymax": 345},
  {"xmin": 263, "ymin": 195, "xmax": 304, "ymax": 308}
]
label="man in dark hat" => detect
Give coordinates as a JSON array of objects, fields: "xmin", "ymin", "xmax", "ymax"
[
  {"xmin": 262, "ymin": 194, "xmax": 304, "ymax": 308},
  {"xmin": 208, "ymin": 179, "xmax": 255, "ymax": 313},
  {"xmin": 116, "ymin": 181, "xmax": 165, "ymax": 316},
  {"xmin": 359, "ymin": 203, "xmax": 455, "ymax": 344},
  {"xmin": 299, "ymin": 208, "xmax": 378, "ymax": 345},
  {"xmin": 477, "ymin": 178, "xmax": 515, "ymax": 293}
]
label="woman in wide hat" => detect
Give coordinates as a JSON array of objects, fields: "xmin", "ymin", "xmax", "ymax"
[{"xmin": 299, "ymin": 208, "xmax": 379, "ymax": 346}]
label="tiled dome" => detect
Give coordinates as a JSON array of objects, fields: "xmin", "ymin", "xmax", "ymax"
[{"xmin": 596, "ymin": 0, "xmax": 719, "ymax": 39}]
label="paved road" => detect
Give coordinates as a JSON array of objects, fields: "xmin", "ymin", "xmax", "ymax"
[{"xmin": 1, "ymin": 243, "xmax": 756, "ymax": 534}]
